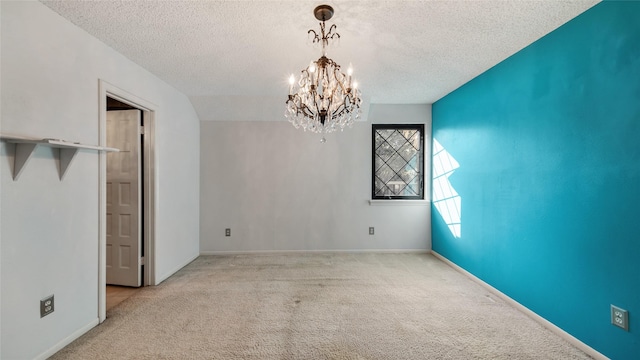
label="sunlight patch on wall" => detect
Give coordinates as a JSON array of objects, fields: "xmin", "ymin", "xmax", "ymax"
[{"xmin": 432, "ymin": 139, "xmax": 461, "ymax": 238}]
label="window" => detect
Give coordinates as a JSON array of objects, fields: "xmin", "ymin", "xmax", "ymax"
[{"xmin": 372, "ymin": 124, "xmax": 424, "ymax": 199}]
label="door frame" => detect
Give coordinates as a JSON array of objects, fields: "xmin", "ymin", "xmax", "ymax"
[{"xmin": 98, "ymin": 80, "xmax": 157, "ymax": 323}]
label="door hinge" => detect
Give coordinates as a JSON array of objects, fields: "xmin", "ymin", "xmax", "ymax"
[
  {"xmin": 139, "ymin": 257, "xmax": 145, "ymax": 266},
  {"xmin": 139, "ymin": 125, "xmax": 145, "ymax": 135}
]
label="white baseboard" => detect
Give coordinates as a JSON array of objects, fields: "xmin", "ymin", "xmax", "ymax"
[
  {"xmin": 200, "ymin": 249, "xmax": 430, "ymax": 256},
  {"xmin": 35, "ymin": 318, "xmax": 99, "ymax": 360},
  {"xmin": 430, "ymin": 251, "xmax": 608, "ymax": 360},
  {"xmin": 155, "ymin": 253, "xmax": 199, "ymax": 285}
]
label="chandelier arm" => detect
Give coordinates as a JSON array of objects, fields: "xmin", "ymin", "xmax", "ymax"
[
  {"xmin": 308, "ymin": 29, "xmax": 321, "ymax": 44},
  {"xmin": 325, "ymin": 83, "xmax": 338, "ymax": 124},
  {"xmin": 333, "ymin": 105, "xmax": 349, "ymax": 119},
  {"xmin": 311, "ymin": 93, "xmax": 323, "ymax": 122},
  {"xmin": 300, "ymin": 103, "xmax": 317, "ymax": 121},
  {"xmin": 335, "ymin": 74, "xmax": 353, "ymax": 116},
  {"xmin": 332, "ymin": 66, "xmax": 349, "ymax": 93},
  {"xmin": 293, "ymin": 94, "xmax": 303, "ymax": 110},
  {"xmin": 325, "ymin": 24, "xmax": 340, "ymax": 41},
  {"xmin": 324, "ymin": 92, "xmax": 334, "ymax": 121},
  {"xmin": 299, "ymin": 69, "xmax": 310, "ymax": 90}
]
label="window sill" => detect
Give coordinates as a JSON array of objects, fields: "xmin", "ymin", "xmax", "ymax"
[{"xmin": 368, "ymin": 200, "xmax": 430, "ymax": 206}]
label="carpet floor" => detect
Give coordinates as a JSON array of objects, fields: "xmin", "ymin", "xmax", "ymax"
[{"xmin": 50, "ymin": 253, "xmax": 592, "ymax": 359}]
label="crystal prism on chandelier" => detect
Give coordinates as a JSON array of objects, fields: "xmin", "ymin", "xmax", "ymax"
[{"xmin": 285, "ymin": 5, "xmax": 362, "ymax": 139}]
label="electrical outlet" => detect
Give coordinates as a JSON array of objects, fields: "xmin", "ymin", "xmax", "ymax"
[
  {"xmin": 369, "ymin": 227, "xmax": 375, "ymax": 235},
  {"xmin": 40, "ymin": 295, "xmax": 54, "ymax": 318},
  {"xmin": 611, "ymin": 305, "xmax": 629, "ymax": 331},
  {"xmin": 225, "ymin": 228, "xmax": 231, "ymax": 237}
]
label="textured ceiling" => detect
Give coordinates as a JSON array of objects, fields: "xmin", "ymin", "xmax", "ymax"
[{"xmin": 41, "ymin": 0, "xmax": 599, "ymax": 121}]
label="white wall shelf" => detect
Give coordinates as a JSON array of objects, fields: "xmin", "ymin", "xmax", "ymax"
[{"xmin": 0, "ymin": 134, "xmax": 119, "ymax": 180}]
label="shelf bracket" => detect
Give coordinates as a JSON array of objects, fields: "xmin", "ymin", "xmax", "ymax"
[
  {"xmin": 13, "ymin": 142, "xmax": 38, "ymax": 181},
  {"xmin": 1, "ymin": 134, "xmax": 119, "ymax": 181},
  {"xmin": 58, "ymin": 147, "xmax": 79, "ymax": 181}
]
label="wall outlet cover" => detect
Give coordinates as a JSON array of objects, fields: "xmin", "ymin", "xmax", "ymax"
[
  {"xmin": 611, "ymin": 305, "xmax": 629, "ymax": 331},
  {"xmin": 40, "ymin": 295, "xmax": 54, "ymax": 318}
]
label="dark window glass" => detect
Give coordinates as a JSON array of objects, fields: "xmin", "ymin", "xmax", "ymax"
[{"xmin": 372, "ymin": 124, "xmax": 424, "ymax": 199}]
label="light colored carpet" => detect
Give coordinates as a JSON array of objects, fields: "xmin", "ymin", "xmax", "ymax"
[{"xmin": 51, "ymin": 253, "xmax": 592, "ymax": 359}]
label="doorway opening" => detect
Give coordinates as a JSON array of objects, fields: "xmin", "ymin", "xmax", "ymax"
[
  {"xmin": 98, "ymin": 80, "xmax": 157, "ymax": 322},
  {"xmin": 106, "ymin": 98, "xmax": 143, "ymax": 311}
]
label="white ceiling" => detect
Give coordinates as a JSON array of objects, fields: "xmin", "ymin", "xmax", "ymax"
[{"xmin": 41, "ymin": 0, "xmax": 599, "ymax": 121}]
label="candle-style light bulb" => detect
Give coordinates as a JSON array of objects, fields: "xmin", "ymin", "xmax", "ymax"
[
  {"xmin": 288, "ymin": 74, "xmax": 295, "ymax": 95},
  {"xmin": 347, "ymin": 64, "xmax": 353, "ymax": 88},
  {"xmin": 309, "ymin": 62, "xmax": 317, "ymax": 86}
]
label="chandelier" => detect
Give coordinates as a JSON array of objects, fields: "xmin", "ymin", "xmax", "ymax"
[{"xmin": 285, "ymin": 5, "xmax": 362, "ymax": 142}]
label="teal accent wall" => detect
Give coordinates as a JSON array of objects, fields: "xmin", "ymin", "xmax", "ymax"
[{"xmin": 431, "ymin": 1, "xmax": 639, "ymax": 358}]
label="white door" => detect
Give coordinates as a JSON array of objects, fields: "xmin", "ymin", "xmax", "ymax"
[{"xmin": 106, "ymin": 110, "xmax": 142, "ymax": 287}]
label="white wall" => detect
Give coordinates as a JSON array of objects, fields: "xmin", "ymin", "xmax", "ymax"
[
  {"xmin": 200, "ymin": 104, "xmax": 431, "ymax": 253},
  {"xmin": 0, "ymin": 2, "xmax": 200, "ymax": 359}
]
